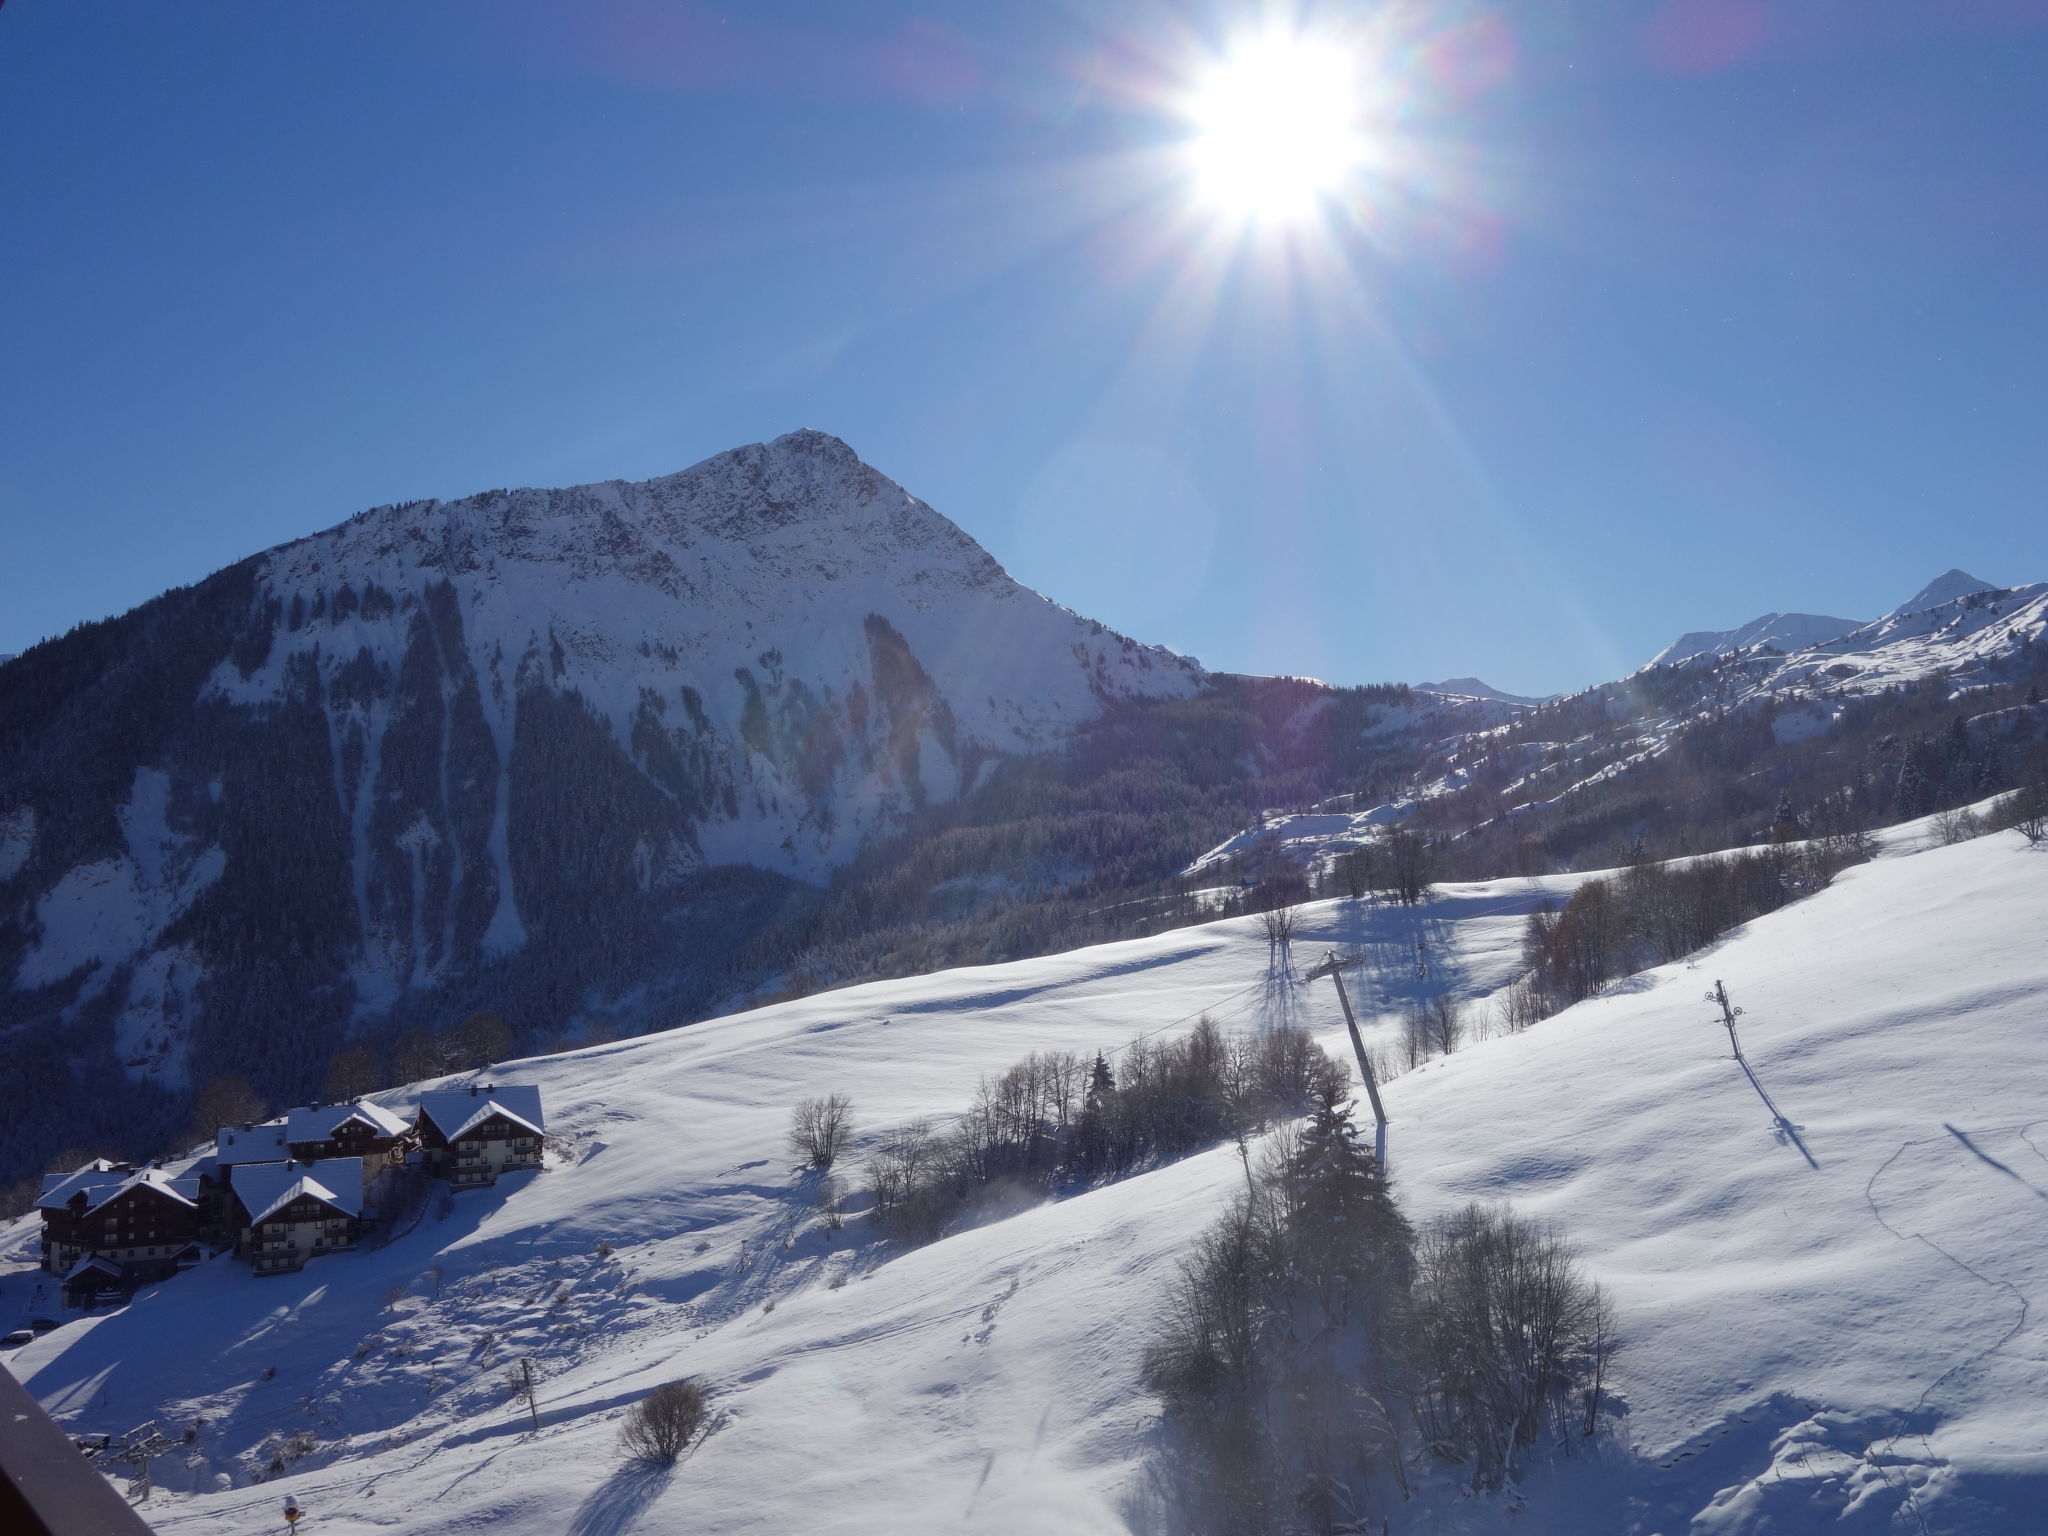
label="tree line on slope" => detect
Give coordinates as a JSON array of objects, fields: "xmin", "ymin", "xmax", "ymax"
[
  {"xmin": 857, "ymin": 1020, "xmax": 1345, "ymax": 1244},
  {"xmin": 781, "ymin": 1011, "xmax": 1615, "ymax": 1530}
]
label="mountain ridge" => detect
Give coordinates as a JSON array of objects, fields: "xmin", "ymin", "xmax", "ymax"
[{"xmin": 0, "ymin": 431, "xmax": 1208, "ymax": 1176}]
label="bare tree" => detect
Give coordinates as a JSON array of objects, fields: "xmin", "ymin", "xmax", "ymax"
[
  {"xmin": 865, "ymin": 1117, "xmax": 941, "ymax": 1228},
  {"xmin": 2008, "ymin": 781, "xmax": 2048, "ymax": 844},
  {"xmin": 451, "ymin": 1010, "xmax": 516, "ymax": 1070},
  {"xmin": 1383, "ymin": 828, "xmax": 1435, "ymax": 905},
  {"xmin": 1495, "ymin": 975, "xmax": 1549, "ymax": 1033},
  {"xmin": 620, "ymin": 1378, "xmax": 706, "ymax": 1465},
  {"xmin": 390, "ymin": 1028, "xmax": 454, "ymax": 1084},
  {"xmin": 1259, "ymin": 901, "xmax": 1300, "ymax": 950},
  {"xmin": 320, "ymin": 1045, "xmax": 385, "ymax": 1102},
  {"xmin": 1406, "ymin": 1204, "xmax": 1618, "ymax": 1489},
  {"xmin": 788, "ymin": 1092, "xmax": 855, "ymax": 1168},
  {"xmin": 188, "ymin": 1075, "xmax": 267, "ymax": 1143},
  {"xmin": 1333, "ymin": 844, "xmax": 1378, "ymax": 902},
  {"xmin": 1931, "ymin": 806, "xmax": 1982, "ymax": 846},
  {"xmin": 1401, "ymin": 995, "xmax": 1464, "ymax": 1067}
]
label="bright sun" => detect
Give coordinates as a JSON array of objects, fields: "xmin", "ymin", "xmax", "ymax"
[{"xmin": 1184, "ymin": 34, "xmax": 1368, "ymax": 224}]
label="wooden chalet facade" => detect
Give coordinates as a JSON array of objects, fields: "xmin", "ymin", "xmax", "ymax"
[
  {"xmin": 415, "ymin": 1084, "xmax": 546, "ymax": 1188},
  {"xmin": 228, "ymin": 1159, "xmax": 365, "ymax": 1275},
  {"xmin": 36, "ymin": 1162, "xmax": 202, "ymax": 1307}
]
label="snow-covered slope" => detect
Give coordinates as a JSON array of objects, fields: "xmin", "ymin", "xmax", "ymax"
[
  {"xmin": 1886, "ymin": 567, "xmax": 1998, "ymax": 620},
  {"xmin": 1644, "ymin": 610, "xmax": 1863, "ymax": 670},
  {"xmin": 7, "ymin": 818, "xmax": 2044, "ymax": 1533},
  {"xmin": 1484, "ymin": 580, "xmax": 2048, "ymax": 825},
  {"xmin": 233, "ymin": 428, "xmax": 1199, "ymax": 889},
  {"xmin": 1415, "ymin": 677, "xmax": 1552, "ymax": 708}
]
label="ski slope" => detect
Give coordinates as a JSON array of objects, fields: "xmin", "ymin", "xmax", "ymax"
[{"xmin": 5, "ymin": 822, "xmax": 2045, "ymax": 1534}]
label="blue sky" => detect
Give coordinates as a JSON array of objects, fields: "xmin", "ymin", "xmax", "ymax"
[{"xmin": 3, "ymin": 1, "xmax": 2045, "ymax": 694}]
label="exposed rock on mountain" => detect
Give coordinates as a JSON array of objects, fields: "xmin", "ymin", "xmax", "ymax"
[{"xmin": 0, "ymin": 432, "xmax": 1200, "ymax": 1172}]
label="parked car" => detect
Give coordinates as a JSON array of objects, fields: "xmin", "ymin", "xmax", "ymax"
[
  {"xmin": 1, "ymin": 1329, "xmax": 34, "ymax": 1348},
  {"xmin": 29, "ymin": 1317, "xmax": 62, "ymax": 1333}
]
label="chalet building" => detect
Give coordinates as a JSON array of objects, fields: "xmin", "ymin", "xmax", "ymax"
[
  {"xmin": 36, "ymin": 1162, "xmax": 203, "ymax": 1307},
  {"xmin": 415, "ymin": 1084, "xmax": 546, "ymax": 1188},
  {"xmin": 284, "ymin": 1101, "xmax": 413, "ymax": 1175},
  {"xmin": 228, "ymin": 1158, "xmax": 364, "ymax": 1275},
  {"xmin": 199, "ymin": 1118, "xmax": 291, "ymax": 1240}
]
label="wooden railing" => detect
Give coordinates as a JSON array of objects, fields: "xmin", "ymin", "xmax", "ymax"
[{"xmin": 0, "ymin": 1365, "xmax": 154, "ymax": 1534}]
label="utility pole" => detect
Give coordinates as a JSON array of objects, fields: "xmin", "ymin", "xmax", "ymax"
[
  {"xmin": 1705, "ymin": 979, "xmax": 1745, "ymax": 1059},
  {"xmin": 1305, "ymin": 952, "xmax": 1388, "ymax": 1128},
  {"xmin": 520, "ymin": 1357, "xmax": 539, "ymax": 1431}
]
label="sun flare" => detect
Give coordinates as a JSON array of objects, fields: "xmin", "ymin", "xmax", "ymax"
[{"xmin": 1184, "ymin": 33, "xmax": 1369, "ymax": 223}]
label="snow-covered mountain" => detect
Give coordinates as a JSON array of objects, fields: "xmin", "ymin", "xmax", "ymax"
[
  {"xmin": 1644, "ymin": 610, "xmax": 1863, "ymax": 670},
  {"xmin": 1885, "ymin": 566, "xmax": 1997, "ymax": 620},
  {"xmin": 1415, "ymin": 676, "xmax": 1552, "ymax": 707},
  {"xmin": 0, "ymin": 431, "xmax": 1200, "ymax": 1161},
  {"xmin": 1186, "ymin": 574, "xmax": 2047, "ymax": 884},
  {"xmin": 5, "ymin": 811, "xmax": 2043, "ymax": 1533},
  {"xmin": 1643, "ymin": 569, "xmax": 2006, "ymax": 672}
]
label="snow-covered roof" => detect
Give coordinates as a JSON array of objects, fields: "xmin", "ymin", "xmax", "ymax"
[
  {"xmin": 416, "ymin": 1084, "xmax": 546, "ymax": 1143},
  {"xmin": 37, "ymin": 1164, "xmax": 198, "ymax": 1214},
  {"xmin": 285, "ymin": 1100, "xmax": 411, "ymax": 1145},
  {"xmin": 37, "ymin": 1168, "xmax": 126, "ymax": 1211},
  {"xmin": 215, "ymin": 1119, "xmax": 290, "ymax": 1166},
  {"xmin": 63, "ymin": 1254, "xmax": 124, "ymax": 1282},
  {"xmin": 230, "ymin": 1158, "xmax": 365, "ymax": 1224},
  {"xmin": 37, "ymin": 1160, "xmax": 127, "ymax": 1207}
]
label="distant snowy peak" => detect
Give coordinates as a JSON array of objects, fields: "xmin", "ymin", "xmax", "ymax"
[
  {"xmin": 1416, "ymin": 677, "xmax": 1552, "ymax": 707},
  {"xmin": 1645, "ymin": 611, "xmax": 1863, "ymax": 670},
  {"xmin": 1645, "ymin": 571, "xmax": 2004, "ymax": 673},
  {"xmin": 1885, "ymin": 567, "xmax": 1997, "ymax": 620}
]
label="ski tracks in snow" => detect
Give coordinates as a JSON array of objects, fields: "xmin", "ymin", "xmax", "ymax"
[{"xmin": 1857, "ymin": 1118, "xmax": 2048, "ymax": 1530}]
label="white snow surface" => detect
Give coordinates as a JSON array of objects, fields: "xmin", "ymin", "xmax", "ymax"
[
  {"xmin": 6, "ymin": 821, "xmax": 2047, "ymax": 1533},
  {"xmin": 1885, "ymin": 568, "xmax": 1998, "ymax": 620},
  {"xmin": 219, "ymin": 428, "xmax": 1201, "ymax": 888},
  {"xmin": 1466, "ymin": 579, "xmax": 2048, "ymax": 829},
  {"xmin": 1644, "ymin": 611, "xmax": 1864, "ymax": 671},
  {"xmin": 1416, "ymin": 677, "xmax": 1554, "ymax": 707},
  {"xmin": 1182, "ymin": 806, "xmax": 1409, "ymax": 879}
]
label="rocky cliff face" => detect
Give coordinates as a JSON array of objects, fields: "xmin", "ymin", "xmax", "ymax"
[{"xmin": 0, "ymin": 431, "xmax": 1199, "ymax": 1169}]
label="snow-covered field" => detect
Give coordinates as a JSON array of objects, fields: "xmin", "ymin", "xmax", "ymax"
[{"xmin": 6, "ymin": 820, "xmax": 2045, "ymax": 1533}]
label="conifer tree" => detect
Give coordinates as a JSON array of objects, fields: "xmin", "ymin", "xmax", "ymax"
[{"xmin": 1280, "ymin": 1078, "xmax": 1410, "ymax": 1327}]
